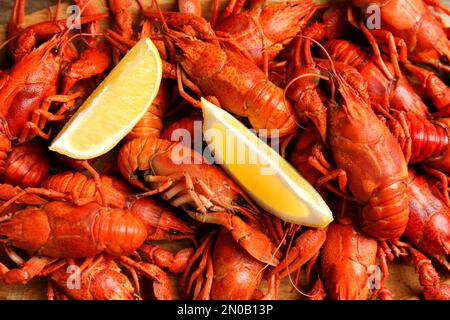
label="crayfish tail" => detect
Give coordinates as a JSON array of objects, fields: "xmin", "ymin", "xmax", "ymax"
[
  {"xmin": 404, "ymin": 112, "xmax": 449, "ymax": 164},
  {"xmin": 361, "ymin": 181, "xmax": 410, "ymax": 240}
]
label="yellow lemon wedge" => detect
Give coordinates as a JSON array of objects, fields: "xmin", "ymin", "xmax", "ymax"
[
  {"xmin": 201, "ymin": 98, "xmax": 333, "ymax": 228},
  {"xmin": 50, "ymin": 38, "xmax": 162, "ymax": 159}
]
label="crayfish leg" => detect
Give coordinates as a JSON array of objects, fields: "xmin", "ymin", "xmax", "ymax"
[
  {"xmin": 424, "ymin": 0, "xmax": 450, "ymax": 15},
  {"xmin": 187, "ymin": 211, "xmax": 281, "ymax": 266},
  {"xmin": 107, "ymin": 0, "xmax": 134, "ymax": 64},
  {"xmin": 260, "ymin": 273, "xmax": 279, "ymax": 300},
  {"xmin": 346, "ymin": 6, "xmax": 393, "ymax": 80},
  {"xmin": 119, "ymin": 256, "xmax": 174, "ymax": 300},
  {"xmin": 187, "ymin": 241, "xmax": 212, "ymax": 298},
  {"xmin": 409, "ymin": 248, "xmax": 450, "ymax": 300},
  {"xmin": 47, "ymin": 280, "xmax": 69, "ymax": 300},
  {"xmin": 8, "ymin": 0, "xmax": 25, "ymax": 37},
  {"xmin": 270, "ymin": 228, "xmax": 326, "ymax": 279},
  {"xmin": 0, "ymin": 187, "xmax": 69, "ymax": 213},
  {"xmin": 104, "ymin": 28, "xmax": 136, "ymax": 52},
  {"xmin": 0, "ymin": 256, "xmax": 53, "ymax": 285},
  {"xmin": 365, "ymin": 28, "xmax": 408, "ymax": 79},
  {"xmin": 402, "ymin": 62, "xmax": 450, "ymax": 114},
  {"xmin": 194, "ymin": 253, "xmax": 213, "ymax": 300},
  {"xmin": 17, "ymin": 92, "xmax": 82, "ymax": 143},
  {"xmin": 305, "ymin": 277, "xmax": 326, "ymax": 300},
  {"xmin": 421, "ymin": 165, "xmax": 450, "ymax": 206},
  {"xmin": 74, "ymin": 160, "xmax": 107, "ymax": 207},
  {"xmin": 138, "ymin": 244, "xmax": 195, "ymax": 274},
  {"xmin": 61, "ymin": 47, "xmax": 111, "ymax": 94}
]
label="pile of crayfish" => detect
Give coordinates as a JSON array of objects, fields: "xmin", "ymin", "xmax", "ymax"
[{"xmin": 0, "ymin": 0, "xmax": 449, "ymax": 300}]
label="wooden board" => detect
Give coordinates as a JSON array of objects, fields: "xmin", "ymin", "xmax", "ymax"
[{"xmin": 0, "ymin": 0, "xmax": 449, "ymax": 300}]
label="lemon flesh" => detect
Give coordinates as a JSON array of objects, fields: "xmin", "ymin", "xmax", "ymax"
[
  {"xmin": 201, "ymin": 98, "xmax": 333, "ymax": 228},
  {"xmin": 50, "ymin": 38, "xmax": 162, "ymax": 159}
]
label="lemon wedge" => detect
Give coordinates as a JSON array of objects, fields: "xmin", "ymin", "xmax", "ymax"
[
  {"xmin": 201, "ymin": 98, "xmax": 333, "ymax": 228},
  {"xmin": 50, "ymin": 38, "xmax": 162, "ymax": 159}
]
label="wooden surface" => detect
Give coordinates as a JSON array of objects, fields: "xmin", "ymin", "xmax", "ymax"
[
  {"xmin": 0, "ymin": 0, "xmax": 449, "ymax": 300},
  {"xmin": 0, "ymin": 1, "xmax": 56, "ymax": 24}
]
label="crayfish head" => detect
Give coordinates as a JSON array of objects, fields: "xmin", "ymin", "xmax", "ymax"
[
  {"xmin": 258, "ymin": 2, "xmax": 316, "ymax": 43},
  {"xmin": 324, "ymin": 259, "xmax": 372, "ymax": 300},
  {"xmin": 171, "ymin": 37, "xmax": 227, "ymax": 80},
  {"xmin": 41, "ymin": 33, "xmax": 79, "ymax": 69},
  {"xmin": 0, "ymin": 208, "xmax": 50, "ymax": 253}
]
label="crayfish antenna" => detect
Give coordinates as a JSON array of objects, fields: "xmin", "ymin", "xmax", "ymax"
[
  {"xmin": 256, "ymin": 221, "xmax": 289, "ymax": 280},
  {"xmin": 176, "ymin": 66, "xmax": 201, "ymax": 108},
  {"xmin": 298, "ymin": 35, "xmax": 338, "ymax": 79},
  {"xmin": 151, "ymin": 0, "xmax": 170, "ymax": 33},
  {"xmin": 52, "ymin": 0, "xmax": 62, "ymax": 21}
]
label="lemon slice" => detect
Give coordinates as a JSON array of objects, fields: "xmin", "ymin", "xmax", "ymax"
[
  {"xmin": 201, "ymin": 98, "xmax": 333, "ymax": 228},
  {"xmin": 50, "ymin": 38, "xmax": 162, "ymax": 159}
]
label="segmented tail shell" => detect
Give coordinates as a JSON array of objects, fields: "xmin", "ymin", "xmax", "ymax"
[
  {"xmin": 361, "ymin": 180, "xmax": 409, "ymax": 240},
  {"xmin": 118, "ymin": 137, "xmax": 173, "ymax": 190},
  {"xmin": 4, "ymin": 141, "xmax": 50, "ymax": 188},
  {"xmin": 404, "ymin": 112, "xmax": 448, "ymax": 164}
]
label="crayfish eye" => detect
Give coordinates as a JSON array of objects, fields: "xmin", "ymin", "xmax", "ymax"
[{"xmin": 51, "ymin": 48, "xmax": 59, "ymax": 55}]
